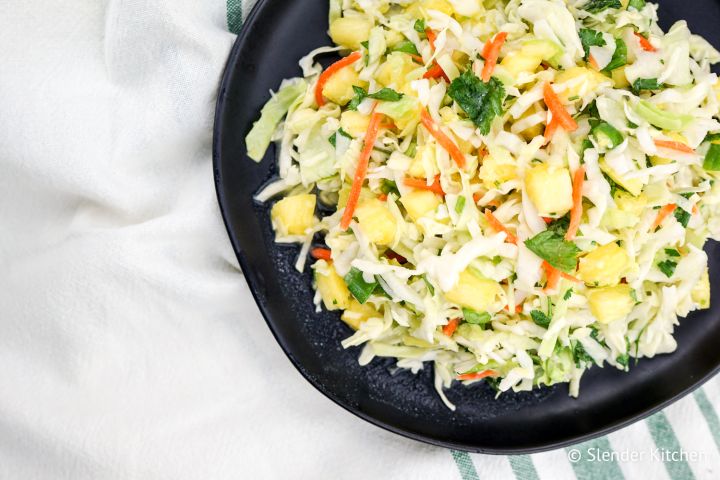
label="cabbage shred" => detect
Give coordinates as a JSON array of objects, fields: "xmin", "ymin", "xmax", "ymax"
[{"xmin": 245, "ymin": 0, "xmax": 720, "ymax": 409}]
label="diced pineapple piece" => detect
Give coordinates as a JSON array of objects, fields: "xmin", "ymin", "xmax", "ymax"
[
  {"xmin": 479, "ymin": 146, "xmax": 517, "ymax": 189},
  {"xmin": 322, "ymin": 66, "xmax": 367, "ymax": 106},
  {"xmin": 375, "ymin": 52, "xmax": 417, "ymax": 89},
  {"xmin": 599, "ymin": 159, "xmax": 644, "ymax": 196},
  {"xmin": 588, "ymin": 285, "xmax": 635, "ymax": 324},
  {"xmin": 316, "ymin": 262, "xmax": 352, "ymax": 311},
  {"xmin": 611, "ymin": 66, "xmax": 630, "ymax": 89},
  {"xmin": 341, "ymin": 299, "xmax": 381, "ymax": 329},
  {"xmin": 329, "ymin": 16, "xmax": 373, "ymax": 50},
  {"xmin": 524, "ymin": 163, "xmax": 573, "ymax": 215},
  {"xmin": 340, "ymin": 110, "xmax": 370, "ymax": 137},
  {"xmin": 500, "ymin": 52, "xmax": 543, "ymax": 78},
  {"xmin": 408, "ymin": 143, "xmax": 439, "ymax": 178},
  {"xmin": 615, "ymin": 191, "xmax": 647, "ymax": 216},
  {"xmin": 384, "ymin": 29, "xmax": 405, "ymax": 48},
  {"xmin": 406, "ymin": 0, "xmax": 454, "ymax": 17},
  {"xmin": 445, "ymin": 269, "xmax": 503, "ymax": 312},
  {"xmin": 578, "ymin": 242, "xmax": 631, "ymax": 287},
  {"xmin": 271, "ymin": 194, "xmax": 316, "ymax": 236},
  {"xmin": 522, "ymin": 39, "xmax": 562, "ymax": 59},
  {"xmin": 601, "ymin": 191, "xmax": 648, "ymax": 230},
  {"xmin": 692, "ymin": 268, "xmax": 710, "ymax": 310},
  {"xmin": 400, "ymin": 190, "xmax": 441, "ymax": 221},
  {"xmin": 355, "ymin": 198, "xmax": 397, "ymax": 245},
  {"xmin": 555, "ymin": 67, "xmax": 610, "ymax": 102}
]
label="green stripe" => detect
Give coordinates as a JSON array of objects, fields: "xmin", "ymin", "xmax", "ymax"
[
  {"xmin": 227, "ymin": 0, "xmax": 244, "ymax": 34},
  {"xmin": 451, "ymin": 450, "xmax": 480, "ymax": 480},
  {"xmin": 566, "ymin": 437, "xmax": 625, "ymax": 480},
  {"xmin": 509, "ymin": 455, "xmax": 539, "ymax": 480},
  {"xmin": 693, "ymin": 389, "xmax": 720, "ymax": 452},
  {"xmin": 646, "ymin": 413, "xmax": 696, "ymax": 480}
]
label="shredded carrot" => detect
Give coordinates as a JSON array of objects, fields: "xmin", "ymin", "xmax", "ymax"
[
  {"xmin": 543, "ymin": 83, "xmax": 578, "ymax": 132},
  {"xmin": 481, "ymin": 31, "xmax": 507, "ymax": 82},
  {"xmin": 315, "ymin": 51, "xmax": 363, "ymax": 107},
  {"xmin": 654, "ymin": 139, "xmax": 695, "ymax": 154},
  {"xmin": 425, "ymin": 28, "xmax": 438, "ymax": 51},
  {"xmin": 310, "ymin": 247, "xmax": 332, "ymax": 261},
  {"xmin": 443, "ymin": 318, "xmax": 460, "ymax": 337},
  {"xmin": 481, "ymin": 38, "xmax": 492, "ymax": 59},
  {"xmin": 410, "ymin": 54, "xmax": 424, "ymax": 64},
  {"xmin": 403, "ymin": 175, "xmax": 445, "ymax": 195},
  {"xmin": 340, "ymin": 107, "xmax": 383, "ymax": 230},
  {"xmin": 542, "ymin": 261, "xmax": 580, "ymax": 283},
  {"xmin": 457, "ymin": 370, "xmax": 497, "ymax": 381},
  {"xmin": 542, "ymin": 217, "xmax": 553, "ymax": 224},
  {"xmin": 378, "ymin": 193, "xmax": 388, "ymax": 201},
  {"xmin": 379, "ymin": 121, "xmax": 397, "ymax": 130},
  {"xmin": 423, "ymin": 63, "xmax": 449, "ymax": 82},
  {"xmin": 420, "ymin": 109, "xmax": 466, "ymax": 169},
  {"xmin": 566, "ymin": 166, "xmax": 586, "ymax": 241},
  {"xmin": 542, "ymin": 261, "xmax": 562, "ymax": 292},
  {"xmin": 543, "ymin": 117, "xmax": 560, "ymax": 144},
  {"xmin": 484, "ymin": 209, "xmax": 518, "ymax": 244},
  {"xmin": 504, "ymin": 303, "xmax": 523, "ymax": 314},
  {"xmin": 588, "ymin": 54, "xmax": 599, "ymax": 70},
  {"xmin": 692, "ymin": 204, "xmax": 699, "ymax": 215},
  {"xmin": 473, "ymin": 192, "xmax": 482, "ymax": 203},
  {"xmin": 651, "ymin": 204, "xmax": 677, "ymax": 230},
  {"xmin": 634, "ymin": 32, "xmax": 657, "ymax": 52}
]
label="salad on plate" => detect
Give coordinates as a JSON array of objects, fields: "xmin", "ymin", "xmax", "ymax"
[{"xmin": 245, "ymin": 0, "xmax": 720, "ymax": 409}]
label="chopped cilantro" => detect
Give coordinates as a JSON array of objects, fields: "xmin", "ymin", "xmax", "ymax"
[
  {"xmin": 524, "ymin": 230, "xmax": 581, "ymax": 273},
  {"xmin": 448, "ymin": 71, "xmax": 505, "ymax": 135}
]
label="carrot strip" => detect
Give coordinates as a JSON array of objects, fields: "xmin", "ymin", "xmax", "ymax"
[
  {"xmin": 543, "ymin": 83, "xmax": 578, "ymax": 132},
  {"xmin": 542, "ymin": 261, "xmax": 562, "ymax": 292},
  {"xmin": 543, "ymin": 117, "xmax": 560, "ymax": 144},
  {"xmin": 457, "ymin": 370, "xmax": 497, "ymax": 381},
  {"xmin": 403, "ymin": 175, "xmax": 445, "ymax": 195},
  {"xmin": 654, "ymin": 139, "xmax": 695, "ymax": 154},
  {"xmin": 420, "ymin": 109, "xmax": 466, "ymax": 169},
  {"xmin": 634, "ymin": 32, "xmax": 657, "ymax": 52},
  {"xmin": 504, "ymin": 303, "xmax": 523, "ymax": 314},
  {"xmin": 484, "ymin": 209, "xmax": 518, "ymax": 244},
  {"xmin": 310, "ymin": 247, "xmax": 332, "ymax": 261},
  {"xmin": 651, "ymin": 204, "xmax": 677, "ymax": 230},
  {"xmin": 565, "ymin": 166, "xmax": 586, "ymax": 241},
  {"xmin": 588, "ymin": 54, "xmax": 599, "ymax": 70},
  {"xmin": 378, "ymin": 193, "xmax": 388, "ymax": 202},
  {"xmin": 481, "ymin": 39, "xmax": 492, "ymax": 59},
  {"xmin": 340, "ymin": 107, "xmax": 383, "ymax": 230},
  {"xmin": 481, "ymin": 31, "xmax": 507, "ymax": 82},
  {"xmin": 423, "ymin": 63, "xmax": 449, "ymax": 82},
  {"xmin": 315, "ymin": 51, "xmax": 363, "ymax": 107},
  {"xmin": 425, "ymin": 28, "xmax": 437, "ymax": 51},
  {"xmin": 442, "ymin": 318, "xmax": 460, "ymax": 337},
  {"xmin": 542, "ymin": 261, "xmax": 580, "ymax": 283},
  {"xmin": 542, "ymin": 217, "xmax": 553, "ymax": 224},
  {"xmin": 410, "ymin": 54, "xmax": 424, "ymax": 63}
]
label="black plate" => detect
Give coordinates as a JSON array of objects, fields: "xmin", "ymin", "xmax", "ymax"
[{"xmin": 213, "ymin": 0, "xmax": 720, "ymax": 453}]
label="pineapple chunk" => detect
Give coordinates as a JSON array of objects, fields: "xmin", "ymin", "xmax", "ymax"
[
  {"xmin": 616, "ymin": 191, "xmax": 647, "ymax": 216},
  {"xmin": 406, "ymin": 0, "xmax": 454, "ymax": 17},
  {"xmin": 341, "ymin": 299, "xmax": 381, "ymax": 329},
  {"xmin": 588, "ymin": 285, "xmax": 635, "ymax": 324},
  {"xmin": 445, "ymin": 269, "xmax": 503, "ymax": 312},
  {"xmin": 578, "ymin": 242, "xmax": 630, "ymax": 287},
  {"xmin": 601, "ymin": 191, "xmax": 648, "ymax": 230},
  {"xmin": 500, "ymin": 51, "xmax": 543, "ymax": 78},
  {"xmin": 611, "ymin": 66, "xmax": 630, "ymax": 89},
  {"xmin": 599, "ymin": 159, "xmax": 644, "ymax": 196},
  {"xmin": 524, "ymin": 164, "xmax": 573, "ymax": 215},
  {"xmin": 522, "ymin": 39, "xmax": 562, "ymax": 59},
  {"xmin": 355, "ymin": 198, "xmax": 397, "ymax": 246},
  {"xmin": 408, "ymin": 143, "xmax": 439, "ymax": 178},
  {"xmin": 271, "ymin": 194, "xmax": 316, "ymax": 236},
  {"xmin": 479, "ymin": 146, "xmax": 517, "ymax": 189},
  {"xmin": 329, "ymin": 16, "xmax": 373, "ymax": 50},
  {"xmin": 375, "ymin": 52, "xmax": 417, "ymax": 90},
  {"xmin": 692, "ymin": 268, "xmax": 710, "ymax": 310},
  {"xmin": 340, "ymin": 110, "xmax": 370, "ymax": 137},
  {"xmin": 316, "ymin": 262, "xmax": 351, "ymax": 311},
  {"xmin": 401, "ymin": 190, "xmax": 441, "ymax": 221},
  {"xmin": 555, "ymin": 67, "xmax": 609, "ymax": 102},
  {"xmin": 384, "ymin": 29, "xmax": 405, "ymax": 48},
  {"xmin": 322, "ymin": 66, "xmax": 367, "ymax": 106}
]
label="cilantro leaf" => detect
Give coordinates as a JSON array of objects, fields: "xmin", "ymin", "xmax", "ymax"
[
  {"xmin": 547, "ymin": 214, "xmax": 571, "ymax": 236},
  {"xmin": 603, "ymin": 38, "xmax": 627, "ymax": 72},
  {"xmin": 348, "ymin": 87, "xmax": 403, "ymax": 110},
  {"xmin": 524, "ymin": 230, "xmax": 581, "ymax": 273},
  {"xmin": 380, "ymin": 179, "xmax": 400, "ymax": 196},
  {"xmin": 414, "ymin": 19, "xmax": 426, "ymax": 33},
  {"xmin": 664, "ymin": 248, "xmax": 681, "ymax": 257},
  {"xmin": 583, "ymin": 0, "xmax": 622, "ymax": 13},
  {"xmin": 674, "ymin": 206, "xmax": 691, "ymax": 228},
  {"xmin": 347, "ymin": 86, "xmax": 368, "ymax": 111},
  {"xmin": 573, "ymin": 341, "xmax": 595, "ymax": 368},
  {"xmin": 448, "ymin": 71, "xmax": 505, "ymax": 135},
  {"xmin": 392, "ymin": 40, "xmax": 420, "ymax": 56},
  {"xmin": 632, "ymin": 78, "xmax": 663, "ymax": 94},
  {"xmin": 579, "ymin": 28, "xmax": 606, "ymax": 60},
  {"xmin": 343, "ymin": 267, "xmax": 379, "ymax": 304},
  {"xmin": 657, "ymin": 260, "xmax": 677, "ymax": 278},
  {"xmin": 627, "ymin": 0, "xmax": 646, "ymax": 10},
  {"xmin": 531, "ymin": 310, "xmax": 551, "ymax": 328},
  {"xmin": 463, "ymin": 308, "xmax": 492, "ymax": 325},
  {"xmin": 563, "ymin": 288, "xmax": 574, "ymax": 301},
  {"xmin": 616, "ymin": 351, "xmax": 630, "ymax": 369}
]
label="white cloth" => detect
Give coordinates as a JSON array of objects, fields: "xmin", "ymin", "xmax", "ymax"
[{"xmin": 1, "ymin": 1, "xmax": 719, "ymax": 479}]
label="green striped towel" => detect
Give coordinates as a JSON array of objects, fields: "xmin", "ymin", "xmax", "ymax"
[{"xmin": 228, "ymin": 2, "xmax": 719, "ymax": 479}]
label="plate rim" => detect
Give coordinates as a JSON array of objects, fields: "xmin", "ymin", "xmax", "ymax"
[{"xmin": 211, "ymin": 0, "xmax": 720, "ymax": 454}]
